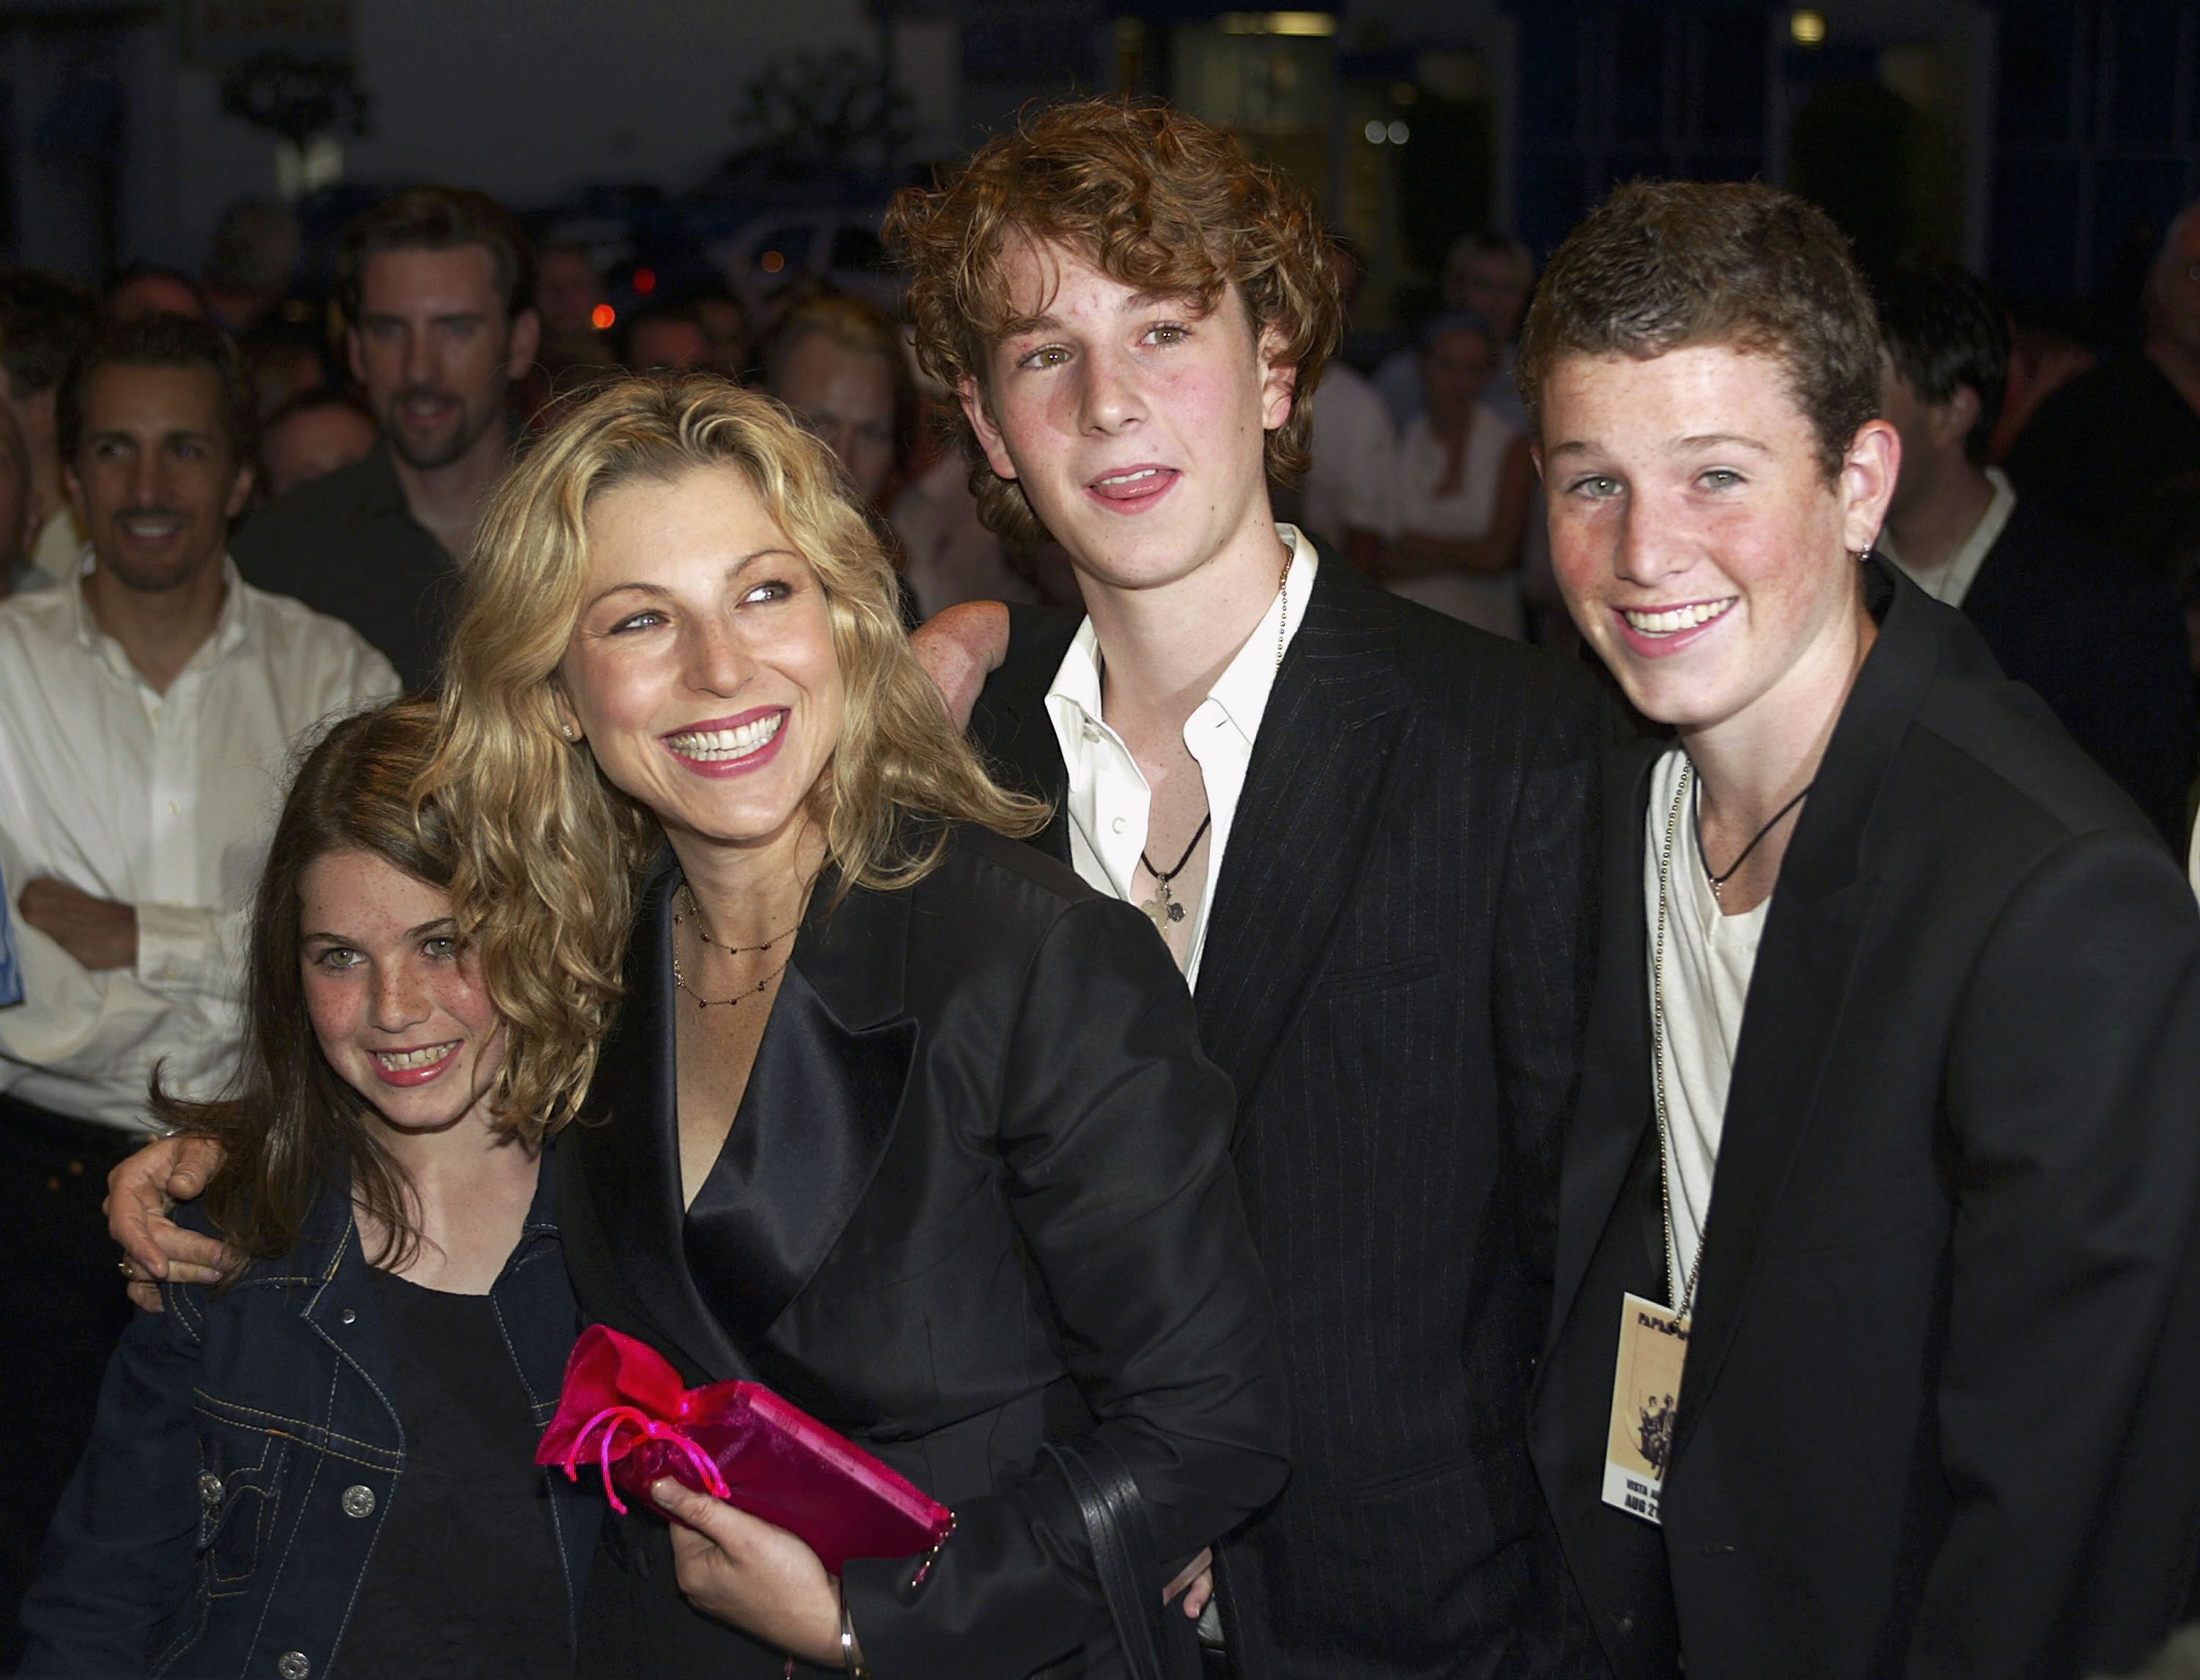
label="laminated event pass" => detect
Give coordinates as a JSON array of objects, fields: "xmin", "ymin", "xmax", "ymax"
[{"xmin": 1602, "ymin": 1291, "xmax": 1688, "ymax": 1525}]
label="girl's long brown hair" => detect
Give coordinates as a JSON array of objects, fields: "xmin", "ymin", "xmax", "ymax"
[{"xmin": 154, "ymin": 698, "xmax": 528, "ymax": 1276}]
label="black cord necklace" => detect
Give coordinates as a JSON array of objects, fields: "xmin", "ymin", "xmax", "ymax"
[
  {"xmin": 1692, "ymin": 773, "xmax": 1812, "ymax": 904},
  {"xmin": 1137, "ymin": 812, "xmax": 1212, "ymax": 931}
]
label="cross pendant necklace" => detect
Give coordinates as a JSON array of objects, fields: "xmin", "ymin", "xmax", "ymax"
[{"xmin": 1138, "ymin": 811, "xmax": 1212, "ymax": 933}]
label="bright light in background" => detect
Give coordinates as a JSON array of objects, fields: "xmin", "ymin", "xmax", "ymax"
[
  {"xmin": 761, "ymin": 250, "xmax": 785, "ymax": 274},
  {"xmin": 590, "ymin": 303, "xmax": 615, "ymax": 331},
  {"xmin": 1365, "ymin": 119, "xmax": 1386, "ymax": 144},
  {"xmin": 633, "ymin": 266, "xmax": 656, "ymax": 296},
  {"xmin": 1790, "ymin": 9, "xmax": 1827, "ymax": 45},
  {"xmin": 1218, "ymin": 12, "xmax": 1336, "ymax": 36},
  {"xmin": 1387, "ymin": 120, "xmax": 1409, "ymax": 144}
]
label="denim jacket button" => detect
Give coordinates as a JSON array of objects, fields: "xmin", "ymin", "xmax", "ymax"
[
  {"xmin": 340, "ymin": 1484, "xmax": 375, "ymax": 1519},
  {"xmin": 339, "ymin": 1308, "xmax": 357, "ymax": 1326},
  {"xmin": 198, "ymin": 1472, "xmax": 222, "ymax": 1509},
  {"xmin": 276, "ymin": 1652, "xmax": 311, "ymax": 1679}
]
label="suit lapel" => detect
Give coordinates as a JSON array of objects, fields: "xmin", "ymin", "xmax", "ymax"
[
  {"xmin": 1194, "ymin": 560, "xmax": 1415, "ymax": 1116},
  {"xmin": 574, "ymin": 857, "xmax": 752, "ymax": 1382},
  {"xmin": 1544, "ymin": 741, "xmax": 1663, "ymax": 1358},
  {"xmin": 1670, "ymin": 564, "xmax": 1937, "ymax": 1462},
  {"xmin": 681, "ymin": 876, "xmax": 918, "ymax": 1356},
  {"xmin": 575, "ymin": 859, "xmax": 920, "ymax": 1381}
]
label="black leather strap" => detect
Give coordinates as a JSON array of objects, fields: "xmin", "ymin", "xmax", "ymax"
[{"xmin": 1041, "ymin": 1439, "xmax": 1170, "ymax": 1680}]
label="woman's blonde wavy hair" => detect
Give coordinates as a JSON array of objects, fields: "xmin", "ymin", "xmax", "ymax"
[{"xmin": 428, "ymin": 373, "xmax": 1046, "ymax": 1133}]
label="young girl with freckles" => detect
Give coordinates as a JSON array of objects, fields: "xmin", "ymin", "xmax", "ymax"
[{"xmin": 18, "ymin": 699, "xmax": 593, "ymax": 1680}]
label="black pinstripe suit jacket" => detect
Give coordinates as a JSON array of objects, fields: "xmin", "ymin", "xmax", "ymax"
[{"xmin": 972, "ymin": 554, "xmax": 1610, "ymax": 1679}]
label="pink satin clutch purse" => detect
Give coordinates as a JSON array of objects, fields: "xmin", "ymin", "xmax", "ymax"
[{"xmin": 535, "ymin": 1324, "xmax": 954, "ymax": 1577}]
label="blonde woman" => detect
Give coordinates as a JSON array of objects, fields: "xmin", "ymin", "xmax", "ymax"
[{"xmin": 114, "ymin": 376, "xmax": 1284, "ymax": 1680}]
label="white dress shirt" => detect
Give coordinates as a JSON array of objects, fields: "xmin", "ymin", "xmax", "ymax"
[
  {"xmin": 1641, "ymin": 747, "xmax": 1768, "ymax": 1309},
  {"xmin": 0, "ymin": 560, "xmax": 398, "ymax": 1129},
  {"xmin": 1044, "ymin": 528, "xmax": 1314, "ymax": 991},
  {"xmin": 1877, "ymin": 466, "xmax": 2017, "ymax": 609}
]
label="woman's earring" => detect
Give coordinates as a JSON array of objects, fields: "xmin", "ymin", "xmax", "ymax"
[{"xmin": 560, "ymin": 723, "xmax": 576, "ymax": 741}]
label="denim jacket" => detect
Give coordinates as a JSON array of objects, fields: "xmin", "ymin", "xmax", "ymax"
[{"xmin": 16, "ymin": 1143, "xmax": 595, "ymax": 1679}]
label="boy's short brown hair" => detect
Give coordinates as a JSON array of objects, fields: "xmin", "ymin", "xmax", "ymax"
[
  {"xmin": 886, "ymin": 97, "xmax": 1341, "ymax": 545},
  {"xmin": 1517, "ymin": 179, "xmax": 1880, "ymax": 482}
]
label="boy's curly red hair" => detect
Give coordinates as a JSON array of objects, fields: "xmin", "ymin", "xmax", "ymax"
[{"xmin": 886, "ymin": 97, "xmax": 1342, "ymax": 546}]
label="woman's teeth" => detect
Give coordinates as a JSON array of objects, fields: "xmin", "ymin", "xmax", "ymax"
[
  {"xmin": 1623, "ymin": 599, "xmax": 1735, "ymax": 636},
  {"xmin": 667, "ymin": 714, "xmax": 784, "ymax": 760},
  {"xmin": 375, "ymin": 1043, "xmax": 454, "ymax": 1071}
]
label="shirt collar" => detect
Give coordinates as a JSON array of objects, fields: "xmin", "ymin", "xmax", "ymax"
[
  {"xmin": 1045, "ymin": 524, "xmax": 1317, "ymax": 733},
  {"xmin": 1878, "ymin": 467, "xmax": 2017, "ymax": 608},
  {"xmin": 67, "ymin": 554, "xmax": 253, "ymax": 682}
]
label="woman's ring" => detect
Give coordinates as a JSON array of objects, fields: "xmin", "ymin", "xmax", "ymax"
[{"xmin": 117, "ymin": 1258, "xmax": 134, "ymax": 1280}]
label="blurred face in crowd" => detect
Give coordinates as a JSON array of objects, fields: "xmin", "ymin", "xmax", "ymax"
[
  {"xmin": 2149, "ymin": 208, "xmax": 2200, "ymax": 364},
  {"xmin": 1423, "ymin": 324, "xmax": 1497, "ymax": 436},
  {"xmin": 1448, "ymin": 250, "xmax": 1531, "ymax": 344},
  {"xmin": 347, "ymin": 243, "xmax": 540, "ymax": 472},
  {"xmin": 66, "ymin": 362, "xmax": 253, "ymax": 595},
  {"xmin": 695, "ymin": 297, "xmax": 749, "ymax": 376},
  {"xmin": 963, "ymin": 238, "xmax": 1293, "ymax": 595},
  {"xmin": 262, "ymin": 400, "xmax": 379, "ymax": 500},
  {"xmin": 1539, "ymin": 342, "xmax": 1893, "ymax": 740},
  {"xmin": 107, "ymin": 272, "xmax": 206, "ymax": 323},
  {"xmin": 1874, "ymin": 350, "xmax": 1976, "ymax": 526},
  {"xmin": 773, "ymin": 329, "xmax": 896, "ymax": 502},
  {"xmin": 535, "ymin": 246, "xmax": 605, "ymax": 337},
  {"xmin": 0, "ymin": 403, "xmax": 40, "ymax": 579},
  {"xmin": 628, "ymin": 315, "xmax": 709, "ymax": 373}
]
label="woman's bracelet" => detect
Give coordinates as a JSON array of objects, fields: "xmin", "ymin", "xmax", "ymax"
[{"xmin": 838, "ymin": 1577, "xmax": 869, "ymax": 1680}]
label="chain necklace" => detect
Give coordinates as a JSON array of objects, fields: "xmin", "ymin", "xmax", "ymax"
[
  {"xmin": 1113, "ymin": 543, "xmax": 1291, "ymax": 939},
  {"xmin": 671, "ymin": 948, "xmax": 793, "ymax": 1010},
  {"xmin": 1651, "ymin": 758, "xmax": 1706, "ymax": 1319},
  {"xmin": 1693, "ymin": 776, "xmax": 1812, "ymax": 905},
  {"xmin": 673, "ymin": 884, "xmax": 802, "ymax": 955},
  {"xmin": 670, "ymin": 880, "xmax": 804, "ymax": 1010},
  {"xmin": 1137, "ymin": 813, "xmax": 1212, "ymax": 931}
]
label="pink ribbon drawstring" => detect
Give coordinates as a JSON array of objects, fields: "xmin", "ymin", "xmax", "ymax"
[{"xmin": 561, "ymin": 1404, "xmax": 731, "ymax": 1514}]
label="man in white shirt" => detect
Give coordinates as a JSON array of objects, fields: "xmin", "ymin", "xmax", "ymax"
[
  {"xmin": 890, "ymin": 100, "xmax": 1609, "ymax": 1676},
  {"xmin": 1874, "ymin": 257, "xmax": 2192, "ymax": 843},
  {"xmin": 0, "ymin": 312, "xmax": 394, "ymax": 1643}
]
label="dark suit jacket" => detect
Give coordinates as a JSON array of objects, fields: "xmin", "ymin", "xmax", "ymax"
[
  {"xmin": 561, "ymin": 824, "xmax": 1288, "ymax": 1680},
  {"xmin": 972, "ymin": 555, "xmax": 1610, "ymax": 1679},
  {"xmin": 232, "ymin": 441, "xmax": 457, "ymax": 692},
  {"xmin": 1960, "ymin": 495, "xmax": 2193, "ymax": 846},
  {"xmin": 1530, "ymin": 564, "xmax": 2200, "ymax": 1680}
]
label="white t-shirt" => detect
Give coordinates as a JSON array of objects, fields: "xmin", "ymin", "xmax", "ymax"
[
  {"xmin": 1642, "ymin": 747, "xmax": 1769, "ymax": 1310},
  {"xmin": 1390, "ymin": 406, "xmax": 1525, "ymax": 639}
]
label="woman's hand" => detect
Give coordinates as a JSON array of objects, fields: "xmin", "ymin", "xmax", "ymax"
[
  {"xmin": 653, "ymin": 1478, "xmax": 846, "ymax": 1665},
  {"xmin": 1165, "ymin": 1547, "xmax": 1214, "ymax": 1618},
  {"xmin": 105, "ymin": 1134, "xmax": 232, "ymax": 1309}
]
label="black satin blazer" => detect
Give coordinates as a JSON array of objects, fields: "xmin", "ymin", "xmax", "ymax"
[{"xmin": 562, "ymin": 822, "xmax": 1288, "ymax": 1680}]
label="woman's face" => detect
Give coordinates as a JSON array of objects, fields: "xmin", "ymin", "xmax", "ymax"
[
  {"xmin": 558, "ymin": 464, "xmax": 847, "ymax": 859},
  {"xmin": 298, "ymin": 848, "xmax": 506, "ymax": 1135}
]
